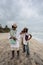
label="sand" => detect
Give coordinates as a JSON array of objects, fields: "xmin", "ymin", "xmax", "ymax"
[{"xmin": 0, "ymin": 33, "xmax": 43, "ymax": 65}]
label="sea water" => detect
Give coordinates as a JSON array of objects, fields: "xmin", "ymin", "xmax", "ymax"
[{"xmin": 31, "ymin": 32, "xmax": 43, "ymax": 43}]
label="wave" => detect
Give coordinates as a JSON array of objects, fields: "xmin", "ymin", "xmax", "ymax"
[{"xmin": 32, "ymin": 32, "xmax": 43, "ymax": 43}]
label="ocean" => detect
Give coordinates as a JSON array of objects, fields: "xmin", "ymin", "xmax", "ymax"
[{"xmin": 31, "ymin": 32, "xmax": 43, "ymax": 43}]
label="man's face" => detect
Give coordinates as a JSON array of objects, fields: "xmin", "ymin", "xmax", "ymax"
[{"xmin": 12, "ymin": 27, "xmax": 17, "ymax": 30}]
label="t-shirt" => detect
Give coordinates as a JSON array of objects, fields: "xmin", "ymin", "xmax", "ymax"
[
  {"xmin": 10, "ymin": 29, "xmax": 17, "ymax": 37},
  {"xmin": 21, "ymin": 33, "xmax": 30, "ymax": 45}
]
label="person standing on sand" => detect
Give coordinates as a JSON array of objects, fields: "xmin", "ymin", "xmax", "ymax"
[
  {"xmin": 24, "ymin": 28, "xmax": 32, "ymax": 56},
  {"xmin": 20, "ymin": 27, "xmax": 32, "ymax": 56},
  {"xmin": 9, "ymin": 24, "xmax": 19, "ymax": 59}
]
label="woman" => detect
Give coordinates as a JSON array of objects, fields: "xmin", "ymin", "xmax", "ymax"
[
  {"xmin": 9, "ymin": 24, "xmax": 19, "ymax": 59},
  {"xmin": 24, "ymin": 28, "xmax": 32, "ymax": 56},
  {"xmin": 20, "ymin": 27, "xmax": 32, "ymax": 56}
]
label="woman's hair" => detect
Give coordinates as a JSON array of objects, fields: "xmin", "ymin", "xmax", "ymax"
[
  {"xmin": 20, "ymin": 27, "xmax": 28, "ymax": 35},
  {"xmin": 20, "ymin": 30, "xmax": 24, "ymax": 34},
  {"xmin": 23, "ymin": 28, "xmax": 28, "ymax": 33}
]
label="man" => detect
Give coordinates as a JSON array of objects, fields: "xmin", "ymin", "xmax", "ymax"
[{"xmin": 9, "ymin": 24, "xmax": 19, "ymax": 59}]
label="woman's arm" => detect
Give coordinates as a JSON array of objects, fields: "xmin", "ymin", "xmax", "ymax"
[{"xmin": 28, "ymin": 34, "xmax": 32, "ymax": 40}]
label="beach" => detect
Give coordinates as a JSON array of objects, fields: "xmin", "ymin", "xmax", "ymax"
[{"xmin": 0, "ymin": 33, "xmax": 43, "ymax": 65}]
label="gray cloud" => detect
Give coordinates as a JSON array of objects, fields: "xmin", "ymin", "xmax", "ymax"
[{"xmin": 0, "ymin": 0, "xmax": 43, "ymax": 32}]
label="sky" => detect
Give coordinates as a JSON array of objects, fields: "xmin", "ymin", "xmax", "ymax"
[{"xmin": 0, "ymin": 0, "xmax": 43, "ymax": 32}]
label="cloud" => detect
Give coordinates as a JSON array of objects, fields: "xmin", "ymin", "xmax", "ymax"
[{"xmin": 0, "ymin": 0, "xmax": 43, "ymax": 32}]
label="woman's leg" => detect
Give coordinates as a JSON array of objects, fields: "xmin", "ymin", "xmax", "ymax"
[
  {"xmin": 25, "ymin": 45, "xmax": 27, "ymax": 56},
  {"xmin": 25, "ymin": 44, "xmax": 30, "ymax": 57},
  {"xmin": 27, "ymin": 44, "xmax": 30, "ymax": 56}
]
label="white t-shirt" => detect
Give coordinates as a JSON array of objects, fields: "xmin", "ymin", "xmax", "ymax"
[{"xmin": 21, "ymin": 33, "xmax": 30, "ymax": 45}]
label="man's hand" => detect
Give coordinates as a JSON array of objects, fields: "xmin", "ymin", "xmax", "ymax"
[
  {"xmin": 9, "ymin": 37, "xmax": 13, "ymax": 39},
  {"xmin": 13, "ymin": 37, "xmax": 17, "ymax": 40},
  {"xmin": 9, "ymin": 37, "xmax": 17, "ymax": 40}
]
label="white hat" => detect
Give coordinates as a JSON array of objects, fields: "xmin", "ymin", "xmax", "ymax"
[{"xmin": 12, "ymin": 23, "xmax": 17, "ymax": 28}]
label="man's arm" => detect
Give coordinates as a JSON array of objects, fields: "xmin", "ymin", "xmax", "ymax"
[
  {"xmin": 9, "ymin": 36, "xmax": 17, "ymax": 40},
  {"xmin": 13, "ymin": 37, "xmax": 17, "ymax": 40}
]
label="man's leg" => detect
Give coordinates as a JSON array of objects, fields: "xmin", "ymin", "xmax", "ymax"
[
  {"xmin": 11, "ymin": 50, "xmax": 15, "ymax": 59},
  {"xmin": 17, "ymin": 50, "xmax": 19, "ymax": 59}
]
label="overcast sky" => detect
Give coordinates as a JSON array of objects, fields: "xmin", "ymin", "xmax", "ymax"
[{"xmin": 0, "ymin": 0, "xmax": 43, "ymax": 32}]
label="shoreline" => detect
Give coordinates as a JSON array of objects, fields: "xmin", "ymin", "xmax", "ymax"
[{"xmin": 32, "ymin": 37, "xmax": 43, "ymax": 44}]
